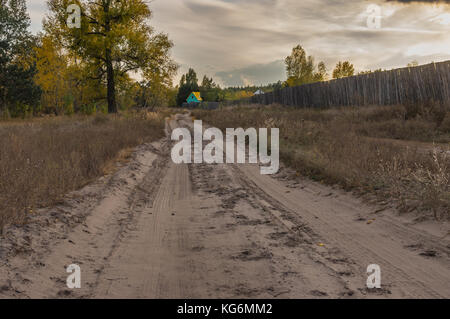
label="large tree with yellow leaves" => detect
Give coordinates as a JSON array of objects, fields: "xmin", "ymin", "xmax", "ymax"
[{"xmin": 45, "ymin": 0, "xmax": 177, "ymax": 113}]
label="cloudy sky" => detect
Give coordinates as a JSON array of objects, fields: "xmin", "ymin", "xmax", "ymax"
[{"xmin": 26, "ymin": 0, "xmax": 450, "ymax": 87}]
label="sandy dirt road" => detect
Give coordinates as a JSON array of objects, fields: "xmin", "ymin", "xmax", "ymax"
[{"xmin": 0, "ymin": 114, "xmax": 449, "ymax": 299}]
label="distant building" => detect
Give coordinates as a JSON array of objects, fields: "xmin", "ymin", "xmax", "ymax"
[
  {"xmin": 254, "ymin": 89, "xmax": 264, "ymax": 95},
  {"xmin": 187, "ymin": 92, "xmax": 203, "ymax": 103}
]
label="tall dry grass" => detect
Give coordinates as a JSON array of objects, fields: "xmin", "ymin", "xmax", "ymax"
[
  {"xmin": 0, "ymin": 111, "xmax": 166, "ymax": 231},
  {"xmin": 193, "ymin": 103, "xmax": 450, "ymax": 219}
]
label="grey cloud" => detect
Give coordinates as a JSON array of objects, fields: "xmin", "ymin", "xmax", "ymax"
[
  {"xmin": 385, "ymin": 1, "xmax": 449, "ymax": 3},
  {"xmin": 184, "ymin": 1, "xmax": 234, "ymax": 17},
  {"xmin": 25, "ymin": 0, "xmax": 450, "ymax": 87},
  {"xmin": 215, "ymin": 60, "xmax": 285, "ymax": 86}
]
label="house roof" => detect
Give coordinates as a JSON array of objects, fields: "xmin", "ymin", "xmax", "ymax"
[{"xmin": 191, "ymin": 92, "xmax": 202, "ymax": 101}]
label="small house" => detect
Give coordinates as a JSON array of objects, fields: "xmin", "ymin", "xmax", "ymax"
[
  {"xmin": 187, "ymin": 92, "xmax": 203, "ymax": 103},
  {"xmin": 254, "ymin": 89, "xmax": 264, "ymax": 95}
]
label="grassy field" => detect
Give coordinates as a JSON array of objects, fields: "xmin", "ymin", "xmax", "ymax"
[
  {"xmin": 193, "ymin": 103, "xmax": 450, "ymax": 219},
  {"xmin": 0, "ymin": 111, "xmax": 168, "ymax": 231}
]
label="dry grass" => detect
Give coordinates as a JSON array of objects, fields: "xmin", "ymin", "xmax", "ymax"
[
  {"xmin": 0, "ymin": 111, "xmax": 166, "ymax": 231},
  {"xmin": 193, "ymin": 103, "xmax": 450, "ymax": 219}
]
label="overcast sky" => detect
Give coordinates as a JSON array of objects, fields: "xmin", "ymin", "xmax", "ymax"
[{"xmin": 26, "ymin": 0, "xmax": 450, "ymax": 87}]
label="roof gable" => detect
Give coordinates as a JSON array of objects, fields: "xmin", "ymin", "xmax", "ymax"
[
  {"xmin": 193, "ymin": 92, "xmax": 202, "ymax": 101},
  {"xmin": 187, "ymin": 92, "xmax": 202, "ymax": 102}
]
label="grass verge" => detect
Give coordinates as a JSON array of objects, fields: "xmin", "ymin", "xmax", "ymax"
[
  {"xmin": 193, "ymin": 103, "xmax": 450, "ymax": 219},
  {"xmin": 0, "ymin": 110, "xmax": 166, "ymax": 231}
]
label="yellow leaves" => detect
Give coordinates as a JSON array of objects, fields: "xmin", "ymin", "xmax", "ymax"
[
  {"xmin": 285, "ymin": 76, "xmax": 298, "ymax": 88},
  {"xmin": 39, "ymin": 0, "xmax": 176, "ymax": 112},
  {"xmin": 34, "ymin": 36, "xmax": 71, "ymax": 113},
  {"xmin": 238, "ymin": 91, "xmax": 253, "ymax": 99},
  {"xmin": 332, "ymin": 61, "xmax": 355, "ymax": 79},
  {"xmin": 225, "ymin": 90, "xmax": 253, "ymax": 100}
]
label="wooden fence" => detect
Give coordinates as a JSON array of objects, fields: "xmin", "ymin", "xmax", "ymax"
[{"xmin": 227, "ymin": 60, "xmax": 450, "ymax": 108}]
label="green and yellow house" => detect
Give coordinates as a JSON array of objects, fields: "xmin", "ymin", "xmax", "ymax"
[{"xmin": 187, "ymin": 92, "xmax": 203, "ymax": 103}]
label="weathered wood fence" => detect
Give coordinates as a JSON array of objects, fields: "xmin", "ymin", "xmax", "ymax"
[{"xmin": 227, "ymin": 60, "xmax": 450, "ymax": 108}]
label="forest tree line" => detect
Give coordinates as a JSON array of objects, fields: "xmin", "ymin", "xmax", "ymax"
[
  {"xmin": 175, "ymin": 45, "xmax": 364, "ymax": 106},
  {"xmin": 0, "ymin": 0, "xmax": 177, "ymax": 118},
  {"xmin": 1, "ymin": 0, "xmax": 422, "ymax": 113}
]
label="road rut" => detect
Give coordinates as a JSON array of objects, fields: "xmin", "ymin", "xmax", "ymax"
[{"xmin": 0, "ymin": 114, "xmax": 449, "ymax": 299}]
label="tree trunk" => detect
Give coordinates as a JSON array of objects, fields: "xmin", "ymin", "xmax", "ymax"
[
  {"xmin": 104, "ymin": 1, "xmax": 116, "ymax": 114},
  {"xmin": 106, "ymin": 48, "xmax": 117, "ymax": 113}
]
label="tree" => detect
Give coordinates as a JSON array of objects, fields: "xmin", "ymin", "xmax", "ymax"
[
  {"xmin": 179, "ymin": 74, "xmax": 186, "ymax": 87},
  {"xmin": 0, "ymin": 0, "xmax": 30, "ymax": 60},
  {"xmin": 314, "ymin": 61, "xmax": 327, "ymax": 82},
  {"xmin": 0, "ymin": 0, "xmax": 41, "ymax": 115},
  {"xmin": 201, "ymin": 75, "xmax": 214, "ymax": 90},
  {"xmin": 185, "ymin": 68, "xmax": 199, "ymax": 88},
  {"xmin": 285, "ymin": 45, "xmax": 314, "ymax": 85},
  {"xmin": 358, "ymin": 68, "xmax": 383, "ymax": 75},
  {"xmin": 45, "ymin": 0, "xmax": 176, "ymax": 113},
  {"xmin": 34, "ymin": 35, "xmax": 69, "ymax": 114},
  {"xmin": 284, "ymin": 45, "xmax": 327, "ymax": 87},
  {"xmin": 34, "ymin": 33, "xmax": 108, "ymax": 115},
  {"xmin": 332, "ymin": 61, "xmax": 355, "ymax": 79},
  {"xmin": 200, "ymin": 75, "xmax": 223, "ymax": 102},
  {"xmin": 176, "ymin": 68, "xmax": 199, "ymax": 106},
  {"xmin": 135, "ymin": 77, "xmax": 177, "ymax": 110}
]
